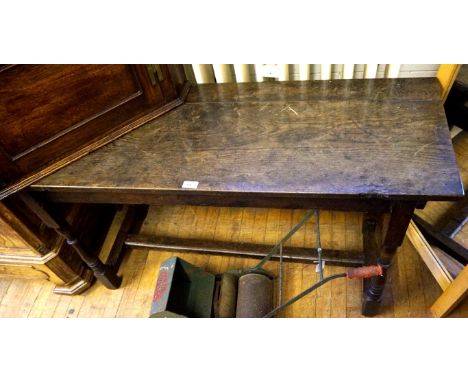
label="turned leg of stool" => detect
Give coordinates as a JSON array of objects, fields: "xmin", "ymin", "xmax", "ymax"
[{"xmin": 362, "ymin": 202, "xmax": 416, "ymax": 317}]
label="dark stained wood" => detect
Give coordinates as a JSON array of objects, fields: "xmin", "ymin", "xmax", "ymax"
[
  {"xmin": 186, "ymin": 78, "xmax": 442, "ymax": 103},
  {"xmin": 32, "ymin": 78, "xmax": 463, "ymax": 202},
  {"xmin": 439, "ymin": 197, "xmax": 468, "ymax": 238},
  {"xmin": 0, "ymin": 64, "xmax": 189, "ymax": 200},
  {"xmin": 0, "ymin": 196, "xmax": 113, "ymax": 294},
  {"xmin": 133, "ymin": 64, "xmax": 164, "ymax": 105},
  {"xmin": 105, "ymin": 205, "xmax": 148, "ymax": 269},
  {"xmin": 2, "ymin": 88, "xmax": 190, "ymax": 201},
  {"xmin": 413, "ymin": 214, "xmax": 468, "ymax": 264},
  {"xmin": 167, "ymin": 65, "xmax": 189, "ymax": 94},
  {"xmin": 362, "ymin": 202, "xmax": 416, "ymax": 316},
  {"xmin": 1, "ymin": 65, "xmax": 139, "ymax": 159},
  {"xmin": 46, "ymin": 203, "xmax": 114, "ymax": 294},
  {"xmin": 32, "ymin": 189, "xmax": 394, "ymax": 213},
  {"xmin": 362, "ymin": 211, "xmax": 384, "ymax": 299},
  {"xmin": 17, "ymin": 192, "xmax": 122, "ymax": 290},
  {"xmin": 124, "ymin": 234, "xmax": 365, "ymax": 267},
  {"xmin": 28, "ymin": 77, "xmax": 464, "ymax": 315}
]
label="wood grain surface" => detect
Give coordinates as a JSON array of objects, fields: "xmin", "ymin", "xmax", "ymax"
[{"xmin": 33, "ymin": 78, "xmax": 463, "ymax": 201}]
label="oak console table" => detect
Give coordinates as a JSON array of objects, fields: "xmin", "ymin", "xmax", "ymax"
[{"xmin": 28, "ymin": 78, "xmax": 464, "ymax": 316}]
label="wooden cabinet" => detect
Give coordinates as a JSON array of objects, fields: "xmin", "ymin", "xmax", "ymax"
[
  {"xmin": 0, "ymin": 64, "xmax": 189, "ymax": 199},
  {"xmin": 0, "ymin": 196, "xmax": 114, "ymax": 294},
  {"xmin": 0, "ymin": 64, "xmax": 189, "ymax": 291}
]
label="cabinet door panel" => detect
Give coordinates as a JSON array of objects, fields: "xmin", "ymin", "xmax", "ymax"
[{"xmin": 0, "ymin": 65, "xmax": 142, "ymax": 159}]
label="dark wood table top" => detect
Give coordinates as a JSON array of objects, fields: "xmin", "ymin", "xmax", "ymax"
[{"xmin": 32, "ymin": 78, "xmax": 464, "ymax": 201}]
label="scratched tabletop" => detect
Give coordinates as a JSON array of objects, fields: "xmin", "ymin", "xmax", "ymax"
[{"xmin": 33, "ymin": 78, "xmax": 463, "ymax": 201}]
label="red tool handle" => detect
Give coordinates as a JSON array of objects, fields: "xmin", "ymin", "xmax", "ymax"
[{"xmin": 346, "ymin": 265, "xmax": 383, "ymax": 279}]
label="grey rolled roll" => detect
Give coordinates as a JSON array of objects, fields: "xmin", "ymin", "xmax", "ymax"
[{"xmin": 236, "ymin": 273, "xmax": 273, "ymax": 318}]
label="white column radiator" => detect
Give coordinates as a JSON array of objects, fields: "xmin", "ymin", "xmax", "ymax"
[{"xmin": 188, "ymin": 64, "xmax": 403, "ymax": 84}]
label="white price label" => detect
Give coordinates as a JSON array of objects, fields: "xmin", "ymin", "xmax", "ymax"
[{"xmin": 181, "ymin": 181, "xmax": 199, "ymax": 189}]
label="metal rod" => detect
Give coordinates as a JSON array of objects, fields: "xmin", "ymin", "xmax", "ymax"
[
  {"xmin": 278, "ymin": 243, "xmax": 283, "ymax": 306},
  {"xmin": 264, "ymin": 273, "xmax": 347, "ymax": 318},
  {"xmin": 316, "ymin": 209, "xmax": 324, "ymax": 281},
  {"xmin": 254, "ymin": 209, "xmax": 316, "ymax": 270}
]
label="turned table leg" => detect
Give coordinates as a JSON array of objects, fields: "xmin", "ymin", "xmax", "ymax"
[
  {"xmin": 18, "ymin": 192, "xmax": 122, "ymax": 289},
  {"xmin": 362, "ymin": 202, "xmax": 416, "ymax": 317},
  {"xmin": 362, "ymin": 211, "xmax": 383, "ymax": 303}
]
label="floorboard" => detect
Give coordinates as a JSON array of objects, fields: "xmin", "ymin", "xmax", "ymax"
[{"xmin": 1, "ymin": 204, "xmax": 465, "ymax": 318}]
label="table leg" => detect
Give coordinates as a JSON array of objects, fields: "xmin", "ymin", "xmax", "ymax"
[
  {"xmin": 18, "ymin": 192, "xmax": 122, "ymax": 289},
  {"xmin": 362, "ymin": 202, "xmax": 416, "ymax": 317},
  {"xmin": 362, "ymin": 212, "xmax": 383, "ymax": 303}
]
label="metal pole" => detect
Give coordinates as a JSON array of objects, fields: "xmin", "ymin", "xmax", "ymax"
[
  {"xmin": 278, "ymin": 243, "xmax": 283, "ymax": 306},
  {"xmin": 264, "ymin": 273, "xmax": 347, "ymax": 318},
  {"xmin": 255, "ymin": 209, "xmax": 316, "ymax": 270},
  {"xmin": 316, "ymin": 209, "xmax": 324, "ymax": 281}
]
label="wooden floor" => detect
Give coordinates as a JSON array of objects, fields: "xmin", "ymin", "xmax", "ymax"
[
  {"xmin": 1, "ymin": 131, "xmax": 467, "ymax": 318},
  {"xmin": 0, "ymin": 203, "xmax": 467, "ymax": 318}
]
